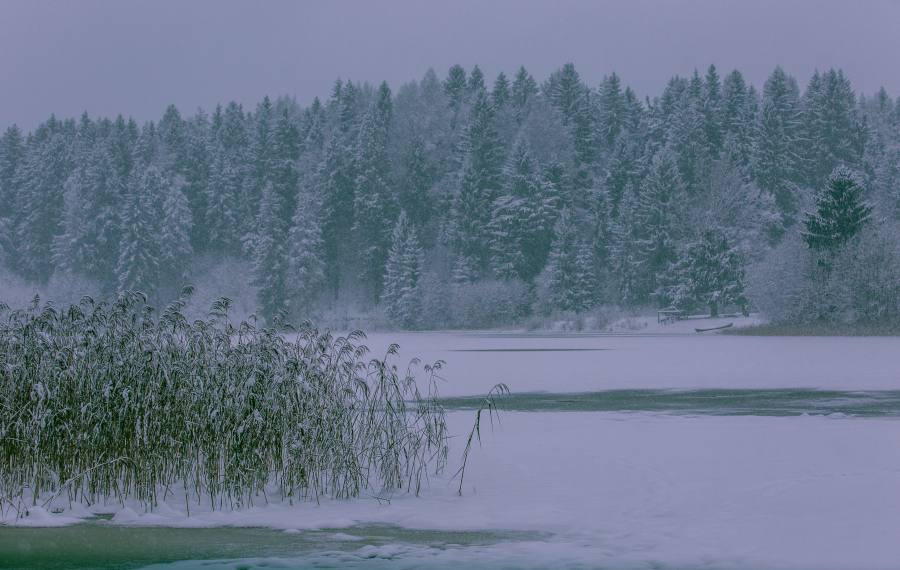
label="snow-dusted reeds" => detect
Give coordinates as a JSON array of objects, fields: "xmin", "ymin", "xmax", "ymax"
[{"xmin": 0, "ymin": 291, "xmax": 448, "ymax": 518}]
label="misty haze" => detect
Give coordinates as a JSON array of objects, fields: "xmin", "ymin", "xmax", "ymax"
[{"xmin": 1, "ymin": 1, "xmax": 900, "ymax": 569}]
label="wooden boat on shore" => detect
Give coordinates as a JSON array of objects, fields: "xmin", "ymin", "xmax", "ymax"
[{"xmin": 695, "ymin": 322, "xmax": 734, "ymax": 333}]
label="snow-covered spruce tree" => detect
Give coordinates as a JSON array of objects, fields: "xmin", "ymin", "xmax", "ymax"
[
  {"xmin": 753, "ymin": 66, "xmax": 804, "ymax": 224},
  {"xmin": 270, "ymin": 107, "xmax": 301, "ymax": 226},
  {"xmin": 158, "ymin": 178, "xmax": 194, "ymax": 291},
  {"xmin": 382, "ymin": 211, "xmax": 425, "ymax": 328},
  {"xmin": 663, "ymin": 231, "xmax": 746, "ymax": 317},
  {"xmin": 398, "ymin": 136, "xmax": 434, "ymax": 237},
  {"xmin": 206, "ymin": 141, "xmax": 243, "ymax": 252},
  {"xmin": 250, "ymin": 96, "xmax": 274, "ymax": 211},
  {"xmin": 14, "ymin": 121, "xmax": 72, "ymax": 282},
  {"xmin": 451, "ymin": 91, "xmax": 504, "ymax": 276},
  {"xmin": 701, "ymin": 65, "xmax": 724, "ymax": 158},
  {"xmin": 488, "ymin": 140, "xmax": 558, "ymax": 281},
  {"xmin": 319, "ymin": 82, "xmax": 360, "ymax": 294},
  {"xmin": 667, "ymin": 71, "xmax": 712, "ymax": 195},
  {"xmin": 545, "ymin": 63, "xmax": 597, "ymax": 199},
  {"xmin": 801, "ymin": 69, "xmax": 865, "ymax": 190},
  {"xmin": 487, "ymin": 193, "xmax": 527, "ymax": 280},
  {"xmin": 52, "ymin": 145, "xmax": 124, "ymax": 290},
  {"xmin": 352, "ymin": 82, "xmax": 396, "ymax": 300},
  {"xmin": 613, "ymin": 150, "xmax": 685, "ymax": 305},
  {"xmin": 443, "ymin": 64, "xmax": 468, "ymax": 122},
  {"xmin": 597, "ymin": 72, "xmax": 628, "ymax": 152},
  {"xmin": 802, "ymin": 166, "xmax": 872, "ymax": 256},
  {"xmin": 468, "ymin": 65, "xmax": 487, "ymax": 97},
  {"xmin": 861, "ymin": 88, "xmax": 900, "ymax": 219},
  {"xmin": 116, "ymin": 165, "xmax": 167, "ymax": 296},
  {"xmin": 510, "ymin": 66, "xmax": 538, "ymax": 124},
  {"xmin": 182, "ymin": 110, "xmax": 212, "ymax": 252},
  {"xmin": 721, "ymin": 70, "xmax": 758, "ymax": 175},
  {"xmin": 491, "ymin": 71, "xmax": 510, "ymax": 109},
  {"xmin": 0, "ymin": 125, "xmax": 23, "ymax": 266},
  {"xmin": 252, "ymin": 182, "xmax": 290, "ymax": 323},
  {"xmin": 286, "ymin": 196, "xmax": 326, "ymax": 318},
  {"xmin": 572, "ymin": 239, "xmax": 598, "ymax": 311},
  {"xmin": 545, "ymin": 209, "xmax": 596, "ymax": 312}
]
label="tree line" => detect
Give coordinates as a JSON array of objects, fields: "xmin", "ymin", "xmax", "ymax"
[{"xmin": 1, "ymin": 63, "xmax": 898, "ymax": 327}]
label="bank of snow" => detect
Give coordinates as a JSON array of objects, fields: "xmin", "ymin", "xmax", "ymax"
[{"xmin": 8, "ymin": 411, "xmax": 900, "ymax": 569}]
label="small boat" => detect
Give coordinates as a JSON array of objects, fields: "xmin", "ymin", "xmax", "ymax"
[{"xmin": 695, "ymin": 322, "xmax": 733, "ymax": 333}]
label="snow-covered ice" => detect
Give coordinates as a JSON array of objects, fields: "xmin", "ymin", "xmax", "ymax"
[{"xmin": 360, "ymin": 327, "xmax": 900, "ymax": 396}]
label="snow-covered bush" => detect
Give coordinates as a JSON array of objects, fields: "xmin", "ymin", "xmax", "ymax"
[
  {"xmin": 417, "ymin": 270, "xmax": 453, "ymax": 330},
  {"xmin": 450, "ymin": 278, "xmax": 531, "ymax": 329},
  {"xmin": 746, "ymin": 232, "xmax": 820, "ymax": 323},
  {"xmin": 746, "ymin": 226, "xmax": 900, "ymax": 325},
  {"xmin": 824, "ymin": 227, "xmax": 900, "ymax": 323}
]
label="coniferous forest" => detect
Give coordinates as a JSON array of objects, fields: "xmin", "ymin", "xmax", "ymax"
[{"xmin": 2, "ymin": 63, "xmax": 899, "ymax": 329}]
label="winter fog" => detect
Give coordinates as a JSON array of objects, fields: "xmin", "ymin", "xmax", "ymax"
[{"xmin": 1, "ymin": 1, "xmax": 899, "ymax": 569}]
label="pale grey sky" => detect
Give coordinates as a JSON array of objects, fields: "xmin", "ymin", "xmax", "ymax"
[{"xmin": 1, "ymin": 0, "xmax": 899, "ymax": 129}]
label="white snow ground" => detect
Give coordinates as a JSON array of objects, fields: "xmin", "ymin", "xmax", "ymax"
[{"xmin": 6, "ymin": 325, "xmax": 900, "ymax": 569}]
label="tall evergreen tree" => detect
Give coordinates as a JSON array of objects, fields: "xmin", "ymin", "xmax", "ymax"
[
  {"xmin": 252, "ymin": 182, "xmax": 290, "ymax": 323},
  {"xmin": 0, "ymin": 126, "xmax": 24, "ymax": 267},
  {"xmin": 286, "ymin": 195, "xmax": 326, "ymax": 317},
  {"xmin": 443, "ymin": 64, "xmax": 468, "ymax": 118},
  {"xmin": 53, "ymin": 145, "xmax": 122, "ymax": 289},
  {"xmin": 721, "ymin": 70, "xmax": 758, "ymax": 173},
  {"xmin": 382, "ymin": 211, "xmax": 424, "ymax": 328},
  {"xmin": 492, "ymin": 72, "xmax": 510, "ymax": 109},
  {"xmin": 159, "ymin": 179, "xmax": 193, "ymax": 290},
  {"xmin": 545, "ymin": 209, "xmax": 596, "ymax": 311},
  {"xmin": 597, "ymin": 72, "xmax": 627, "ymax": 151},
  {"xmin": 398, "ymin": 136, "xmax": 434, "ymax": 235},
  {"xmin": 667, "ymin": 71, "xmax": 710, "ymax": 194},
  {"xmin": 451, "ymin": 91, "xmax": 504, "ymax": 274},
  {"xmin": 14, "ymin": 122, "xmax": 72, "ymax": 282},
  {"xmin": 753, "ymin": 66, "xmax": 804, "ymax": 223},
  {"xmin": 664, "ymin": 231, "xmax": 746, "ymax": 317},
  {"xmin": 613, "ymin": 151, "xmax": 685, "ymax": 304},
  {"xmin": 249, "ymin": 96, "xmax": 274, "ymax": 217},
  {"xmin": 183, "ymin": 111, "xmax": 212, "ymax": 251},
  {"xmin": 511, "ymin": 66, "xmax": 538, "ymax": 123},
  {"xmin": 701, "ymin": 64, "xmax": 724, "ymax": 156},
  {"xmin": 270, "ymin": 107, "xmax": 301, "ymax": 224},
  {"xmin": 801, "ymin": 69, "xmax": 866, "ymax": 188},
  {"xmin": 467, "ymin": 65, "xmax": 486, "ymax": 97},
  {"xmin": 488, "ymin": 141, "xmax": 558, "ymax": 280},
  {"xmin": 352, "ymin": 82, "xmax": 395, "ymax": 299},
  {"xmin": 116, "ymin": 165, "xmax": 167, "ymax": 296},
  {"xmin": 802, "ymin": 166, "xmax": 872, "ymax": 254}
]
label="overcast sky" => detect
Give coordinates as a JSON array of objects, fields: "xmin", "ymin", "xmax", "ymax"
[{"xmin": 2, "ymin": 0, "xmax": 899, "ymax": 130}]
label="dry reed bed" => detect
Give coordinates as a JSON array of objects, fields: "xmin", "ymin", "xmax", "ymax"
[{"xmin": 0, "ymin": 291, "xmax": 449, "ymax": 519}]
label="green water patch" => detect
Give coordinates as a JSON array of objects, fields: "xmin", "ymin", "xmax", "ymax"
[
  {"xmin": 439, "ymin": 389, "xmax": 900, "ymax": 417},
  {"xmin": 448, "ymin": 348, "xmax": 609, "ymax": 352},
  {"xmin": 0, "ymin": 524, "xmax": 543, "ymax": 570}
]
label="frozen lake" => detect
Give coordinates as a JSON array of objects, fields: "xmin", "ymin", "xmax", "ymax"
[
  {"xmin": 362, "ymin": 329, "xmax": 900, "ymax": 395},
  {"xmin": 5, "ymin": 330, "xmax": 900, "ymax": 569}
]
